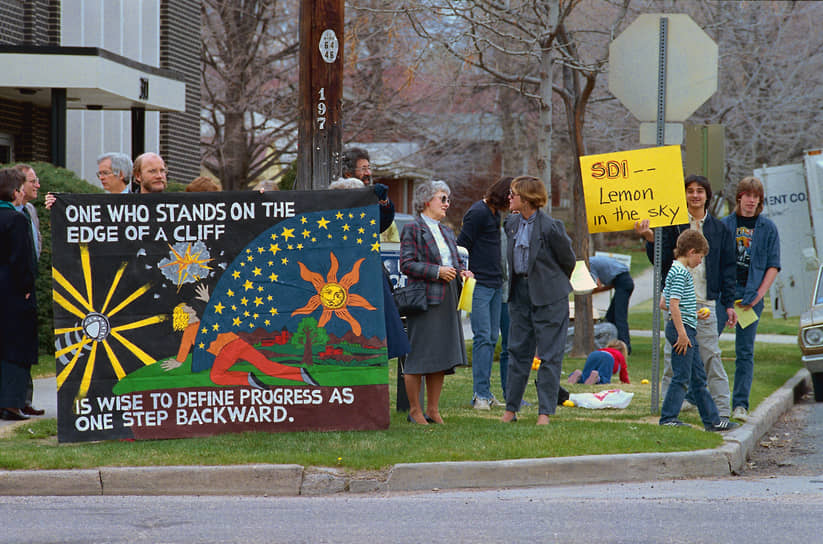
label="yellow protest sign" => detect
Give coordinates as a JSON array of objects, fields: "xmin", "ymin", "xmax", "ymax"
[{"xmin": 579, "ymin": 145, "xmax": 687, "ymax": 233}]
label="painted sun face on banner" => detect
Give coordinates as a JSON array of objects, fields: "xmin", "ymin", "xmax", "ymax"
[{"xmin": 292, "ymin": 253, "xmax": 376, "ymax": 336}]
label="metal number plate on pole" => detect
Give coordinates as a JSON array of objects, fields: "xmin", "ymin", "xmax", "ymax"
[{"xmin": 650, "ymin": 17, "xmax": 668, "ymax": 413}]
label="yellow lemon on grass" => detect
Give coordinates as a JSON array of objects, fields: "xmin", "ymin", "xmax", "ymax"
[
  {"xmin": 562, "ymin": 400, "xmax": 575, "ymax": 407},
  {"xmin": 641, "ymin": 379, "xmax": 650, "ymax": 384},
  {"xmin": 531, "ymin": 357, "xmax": 541, "ymax": 370}
]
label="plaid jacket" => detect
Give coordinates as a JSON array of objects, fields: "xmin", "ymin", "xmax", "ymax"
[{"xmin": 399, "ymin": 215, "xmax": 466, "ymax": 306}]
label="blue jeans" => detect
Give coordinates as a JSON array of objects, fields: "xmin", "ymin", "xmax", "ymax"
[
  {"xmin": 660, "ymin": 321, "xmax": 719, "ymax": 427},
  {"xmin": 470, "ymin": 284, "xmax": 502, "ymax": 401},
  {"xmin": 580, "ymin": 351, "xmax": 614, "ymax": 384},
  {"xmin": 732, "ymin": 297, "xmax": 764, "ymax": 411},
  {"xmin": 605, "ymin": 271, "xmax": 634, "ymax": 354},
  {"xmin": 499, "ymin": 302, "xmax": 510, "ymax": 397}
]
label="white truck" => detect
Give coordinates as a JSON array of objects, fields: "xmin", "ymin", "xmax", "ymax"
[
  {"xmin": 754, "ymin": 149, "xmax": 823, "ymax": 318},
  {"xmin": 756, "ymin": 149, "xmax": 823, "ymax": 400}
]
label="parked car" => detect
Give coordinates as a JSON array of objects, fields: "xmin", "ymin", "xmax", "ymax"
[
  {"xmin": 797, "ymin": 264, "xmax": 823, "ymax": 401},
  {"xmin": 380, "ymin": 213, "xmax": 415, "ymax": 290}
]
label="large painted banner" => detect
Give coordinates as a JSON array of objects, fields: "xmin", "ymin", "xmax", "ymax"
[{"xmin": 50, "ymin": 189, "xmax": 389, "ymax": 443}]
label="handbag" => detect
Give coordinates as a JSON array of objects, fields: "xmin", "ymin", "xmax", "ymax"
[{"xmin": 393, "ymin": 283, "xmax": 428, "ymax": 315}]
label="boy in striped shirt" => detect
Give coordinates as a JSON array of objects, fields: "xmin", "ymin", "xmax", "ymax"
[{"xmin": 660, "ymin": 230, "xmax": 738, "ymax": 432}]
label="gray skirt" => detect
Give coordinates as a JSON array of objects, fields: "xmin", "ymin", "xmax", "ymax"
[{"xmin": 403, "ymin": 280, "xmax": 467, "ymax": 375}]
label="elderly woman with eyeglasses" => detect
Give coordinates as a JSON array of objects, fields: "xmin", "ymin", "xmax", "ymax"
[
  {"xmin": 501, "ymin": 176, "xmax": 575, "ymax": 425},
  {"xmin": 399, "ymin": 180, "xmax": 473, "ymax": 424}
]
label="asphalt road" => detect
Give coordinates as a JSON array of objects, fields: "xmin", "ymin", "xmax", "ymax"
[{"xmin": 1, "ymin": 473, "xmax": 821, "ymax": 544}]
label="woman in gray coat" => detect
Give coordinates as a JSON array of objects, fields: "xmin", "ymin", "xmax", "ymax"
[{"xmin": 501, "ymin": 176, "xmax": 575, "ymax": 425}]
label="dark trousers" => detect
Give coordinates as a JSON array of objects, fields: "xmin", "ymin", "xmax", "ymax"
[
  {"xmin": 505, "ymin": 278, "xmax": 569, "ymax": 415},
  {"xmin": 605, "ymin": 271, "xmax": 634, "ymax": 354}
]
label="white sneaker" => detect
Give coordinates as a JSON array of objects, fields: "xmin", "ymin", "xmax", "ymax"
[
  {"xmin": 732, "ymin": 406, "xmax": 749, "ymax": 421},
  {"xmin": 473, "ymin": 397, "xmax": 491, "ymax": 411},
  {"xmin": 489, "ymin": 396, "xmax": 506, "ymax": 408}
]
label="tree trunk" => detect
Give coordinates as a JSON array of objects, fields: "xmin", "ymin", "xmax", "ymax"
[
  {"xmin": 302, "ymin": 336, "xmax": 314, "ymax": 366},
  {"xmin": 537, "ymin": 47, "xmax": 553, "ymax": 212},
  {"xmin": 537, "ymin": 2, "xmax": 558, "ymax": 211},
  {"xmin": 560, "ymin": 63, "xmax": 594, "ymax": 358},
  {"xmin": 223, "ymin": 110, "xmax": 246, "ymax": 191}
]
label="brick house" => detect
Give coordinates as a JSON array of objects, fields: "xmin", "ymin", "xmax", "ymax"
[{"xmin": 0, "ymin": 0, "xmax": 200, "ymax": 186}]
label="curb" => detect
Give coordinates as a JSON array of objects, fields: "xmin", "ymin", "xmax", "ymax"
[{"xmin": 0, "ymin": 369, "xmax": 811, "ymax": 496}]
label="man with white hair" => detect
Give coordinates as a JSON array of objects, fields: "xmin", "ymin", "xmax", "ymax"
[{"xmin": 96, "ymin": 152, "xmax": 136, "ymax": 194}]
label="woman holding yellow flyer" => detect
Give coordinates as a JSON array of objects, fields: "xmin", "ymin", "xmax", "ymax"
[{"xmin": 399, "ymin": 180, "xmax": 473, "ymax": 425}]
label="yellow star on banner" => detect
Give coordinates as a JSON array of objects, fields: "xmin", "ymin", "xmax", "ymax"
[
  {"xmin": 233, "ymin": 317, "xmax": 241, "ymax": 327},
  {"xmin": 227, "ymin": 289, "xmax": 234, "ymax": 297},
  {"xmin": 253, "ymin": 267, "xmax": 262, "ymax": 276},
  {"xmin": 371, "ymin": 241, "xmax": 380, "ymax": 252},
  {"xmin": 214, "ymin": 302, "xmax": 225, "ymax": 314},
  {"xmin": 300, "ymin": 217, "xmax": 307, "ymax": 224},
  {"xmin": 343, "ymin": 224, "xmax": 350, "ymax": 231},
  {"xmin": 254, "ymin": 297, "xmax": 263, "ymax": 307},
  {"xmin": 212, "ymin": 323, "xmax": 220, "ymax": 331},
  {"xmin": 232, "ymin": 270, "xmax": 240, "ymax": 279},
  {"xmin": 302, "ymin": 229, "xmax": 311, "ymax": 238},
  {"xmin": 336, "ymin": 211, "xmax": 343, "ymax": 219},
  {"xmin": 281, "ymin": 227, "xmax": 295, "ymax": 240},
  {"xmin": 317, "ymin": 217, "xmax": 330, "ymax": 229},
  {"xmin": 269, "ymin": 243, "xmax": 280, "ymax": 255},
  {"xmin": 241, "ymin": 297, "xmax": 248, "ymax": 306},
  {"xmin": 269, "ymin": 273, "xmax": 278, "ymax": 282},
  {"xmin": 243, "ymin": 279, "xmax": 254, "ymax": 291},
  {"xmin": 282, "ymin": 257, "xmax": 289, "ymax": 265}
]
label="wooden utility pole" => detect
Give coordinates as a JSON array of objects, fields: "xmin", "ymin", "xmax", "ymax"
[{"xmin": 296, "ymin": 0, "xmax": 344, "ymax": 190}]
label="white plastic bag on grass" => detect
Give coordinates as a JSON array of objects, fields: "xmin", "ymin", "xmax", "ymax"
[{"xmin": 568, "ymin": 389, "xmax": 634, "ymax": 409}]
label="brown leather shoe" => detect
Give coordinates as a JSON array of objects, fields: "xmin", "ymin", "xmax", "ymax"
[{"xmin": 22, "ymin": 405, "xmax": 45, "ymax": 416}]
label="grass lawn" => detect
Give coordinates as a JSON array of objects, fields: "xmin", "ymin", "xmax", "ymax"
[{"xmin": 1, "ymin": 331, "xmax": 802, "ymax": 471}]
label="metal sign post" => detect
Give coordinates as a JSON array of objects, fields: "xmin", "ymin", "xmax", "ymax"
[{"xmin": 650, "ymin": 17, "xmax": 668, "ymax": 413}]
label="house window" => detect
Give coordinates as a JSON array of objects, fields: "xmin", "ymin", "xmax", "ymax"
[{"xmin": 0, "ymin": 133, "xmax": 13, "ymax": 164}]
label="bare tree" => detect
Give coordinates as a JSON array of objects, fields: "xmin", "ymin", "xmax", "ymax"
[
  {"xmin": 402, "ymin": 0, "xmax": 630, "ymax": 355},
  {"xmin": 692, "ymin": 1, "xmax": 823, "ymax": 197},
  {"xmin": 201, "ymin": 0, "xmax": 300, "ymax": 190}
]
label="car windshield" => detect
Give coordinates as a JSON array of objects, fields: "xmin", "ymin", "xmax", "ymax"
[
  {"xmin": 816, "ymin": 266, "xmax": 823, "ymax": 305},
  {"xmin": 380, "ymin": 213, "xmax": 414, "ymax": 243}
]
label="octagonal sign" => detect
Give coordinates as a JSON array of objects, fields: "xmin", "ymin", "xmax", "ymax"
[{"xmin": 609, "ymin": 13, "xmax": 717, "ymax": 122}]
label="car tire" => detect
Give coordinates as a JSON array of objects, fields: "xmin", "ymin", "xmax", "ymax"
[{"xmin": 813, "ymin": 372, "xmax": 823, "ymax": 402}]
